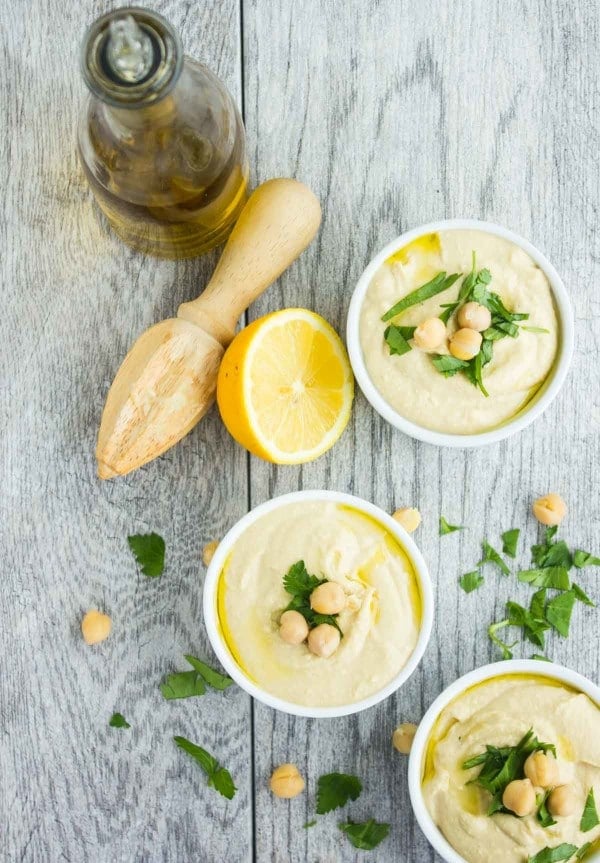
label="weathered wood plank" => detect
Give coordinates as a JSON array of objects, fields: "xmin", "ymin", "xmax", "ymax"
[
  {"xmin": 0, "ymin": 1, "xmax": 252, "ymax": 861},
  {"xmin": 244, "ymin": 0, "xmax": 600, "ymax": 860}
]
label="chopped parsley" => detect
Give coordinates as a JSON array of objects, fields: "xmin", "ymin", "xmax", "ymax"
[
  {"xmin": 528, "ymin": 845, "xmax": 580, "ymax": 863},
  {"xmin": 536, "ymin": 789, "xmax": 557, "ymax": 828},
  {"xmin": 574, "ymin": 550, "xmax": 600, "ymax": 569},
  {"xmin": 439, "ymin": 516, "xmax": 464, "ymax": 535},
  {"xmin": 479, "ymin": 540, "xmax": 510, "ymax": 575},
  {"xmin": 160, "ymin": 655, "xmax": 233, "ymax": 700},
  {"xmin": 381, "ymin": 271, "xmax": 460, "ymax": 322},
  {"xmin": 518, "ymin": 567, "xmax": 571, "ymax": 589},
  {"xmin": 459, "ymin": 570, "xmax": 484, "ymax": 593},
  {"xmin": 580, "ymin": 788, "xmax": 599, "ymax": 832},
  {"xmin": 127, "ymin": 532, "xmax": 165, "ymax": 577},
  {"xmin": 173, "ymin": 736, "xmax": 236, "ymax": 799},
  {"xmin": 316, "ymin": 772, "xmax": 362, "ymax": 814},
  {"xmin": 109, "ymin": 712, "xmax": 130, "ymax": 729},
  {"xmin": 282, "ymin": 561, "xmax": 342, "ymax": 635},
  {"xmin": 339, "ymin": 819, "xmax": 390, "ymax": 851},
  {"xmin": 383, "ymin": 324, "xmax": 414, "ymax": 356},
  {"xmin": 502, "ymin": 528, "xmax": 520, "ymax": 558}
]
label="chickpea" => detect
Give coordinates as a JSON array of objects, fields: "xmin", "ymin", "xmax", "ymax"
[
  {"xmin": 532, "ymin": 493, "xmax": 567, "ymax": 527},
  {"xmin": 413, "ymin": 317, "xmax": 447, "ymax": 352},
  {"xmin": 307, "ymin": 623, "xmax": 341, "ymax": 658},
  {"xmin": 457, "ymin": 302, "xmax": 492, "ymax": 332},
  {"xmin": 449, "ymin": 328, "xmax": 483, "ymax": 360},
  {"xmin": 548, "ymin": 785, "xmax": 577, "ymax": 817},
  {"xmin": 392, "ymin": 723, "xmax": 418, "ymax": 754},
  {"xmin": 392, "ymin": 507, "xmax": 421, "ymax": 533},
  {"xmin": 269, "ymin": 763, "xmax": 305, "ymax": 798},
  {"xmin": 310, "ymin": 582, "xmax": 345, "ymax": 615},
  {"xmin": 279, "ymin": 610, "xmax": 309, "ymax": 645},
  {"xmin": 202, "ymin": 539, "xmax": 219, "ymax": 566},
  {"xmin": 502, "ymin": 778, "xmax": 536, "ymax": 817},
  {"xmin": 524, "ymin": 750, "xmax": 559, "ymax": 788},
  {"xmin": 81, "ymin": 610, "xmax": 112, "ymax": 645}
]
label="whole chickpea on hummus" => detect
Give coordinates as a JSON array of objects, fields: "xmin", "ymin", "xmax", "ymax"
[
  {"xmin": 422, "ymin": 675, "xmax": 600, "ymax": 863},
  {"xmin": 216, "ymin": 501, "xmax": 422, "ymax": 707},
  {"xmin": 359, "ymin": 230, "xmax": 559, "ymax": 434}
]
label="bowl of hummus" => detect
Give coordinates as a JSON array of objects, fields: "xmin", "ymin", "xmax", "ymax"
[
  {"xmin": 347, "ymin": 221, "xmax": 574, "ymax": 447},
  {"xmin": 203, "ymin": 490, "xmax": 433, "ymax": 718},
  {"xmin": 408, "ymin": 661, "xmax": 600, "ymax": 863}
]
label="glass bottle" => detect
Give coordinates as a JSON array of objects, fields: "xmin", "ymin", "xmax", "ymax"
[{"xmin": 78, "ymin": 7, "xmax": 249, "ymax": 259}]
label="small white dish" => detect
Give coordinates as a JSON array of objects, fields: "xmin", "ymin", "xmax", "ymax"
[
  {"xmin": 408, "ymin": 660, "xmax": 600, "ymax": 863},
  {"xmin": 346, "ymin": 219, "xmax": 574, "ymax": 448},
  {"xmin": 203, "ymin": 489, "xmax": 434, "ymax": 719}
]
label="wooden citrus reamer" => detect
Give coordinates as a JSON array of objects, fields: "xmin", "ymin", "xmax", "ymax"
[{"xmin": 96, "ymin": 178, "xmax": 322, "ymax": 479}]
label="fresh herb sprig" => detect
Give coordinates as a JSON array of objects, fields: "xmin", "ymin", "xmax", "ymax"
[
  {"xmin": 173, "ymin": 736, "xmax": 236, "ymax": 799},
  {"xmin": 282, "ymin": 561, "xmax": 342, "ymax": 634},
  {"xmin": 127, "ymin": 532, "xmax": 165, "ymax": 577},
  {"xmin": 316, "ymin": 773, "xmax": 362, "ymax": 814},
  {"xmin": 381, "ymin": 271, "xmax": 460, "ymax": 322},
  {"xmin": 528, "ymin": 843, "xmax": 592, "ymax": 863},
  {"xmin": 580, "ymin": 788, "xmax": 600, "ymax": 832},
  {"xmin": 161, "ymin": 655, "xmax": 233, "ymax": 700},
  {"xmin": 339, "ymin": 819, "xmax": 390, "ymax": 851}
]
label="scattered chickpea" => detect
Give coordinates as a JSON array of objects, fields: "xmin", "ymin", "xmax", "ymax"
[
  {"xmin": 269, "ymin": 763, "xmax": 305, "ymax": 798},
  {"xmin": 449, "ymin": 327, "xmax": 483, "ymax": 361},
  {"xmin": 392, "ymin": 507, "xmax": 421, "ymax": 533},
  {"xmin": 279, "ymin": 610, "xmax": 309, "ymax": 645},
  {"xmin": 392, "ymin": 723, "xmax": 418, "ymax": 754},
  {"xmin": 548, "ymin": 785, "xmax": 577, "ymax": 818},
  {"xmin": 310, "ymin": 581, "xmax": 345, "ymax": 615},
  {"xmin": 532, "ymin": 493, "xmax": 567, "ymax": 527},
  {"xmin": 523, "ymin": 750, "xmax": 559, "ymax": 788},
  {"xmin": 81, "ymin": 610, "xmax": 112, "ymax": 645},
  {"xmin": 307, "ymin": 623, "xmax": 341, "ymax": 658},
  {"xmin": 502, "ymin": 778, "xmax": 536, "ymax": 817},
  {"xmin": 413, "ymin": 318, "xmax": 447, "ymax": 352},
  {"xmin": 202, "ymin": 540, "xmax": 219, "ymax": 566},
  {"xmin": 457, "ymin": 302, "xmax": 492, "ymax": 332}
]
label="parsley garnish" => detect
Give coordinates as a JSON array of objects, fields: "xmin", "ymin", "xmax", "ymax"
[
  {"xmin": 463, "ymin": 728, "xmax": 556, "ymax": 816},
  {"xmin": 571, "ymin": 583, "xmax": 595, "ymax": 606},
  {"xmin": 518, "ymin": 567, "xmax": 570, "ymax": 589},
  {"xmin": 536, "ymin": 789, "xmax": 557, "ymax": 828},
  {"xmin": 528, "ymin": 845, "xmax": 580, "ymax": 863},
  {"xmin": 479, "ymin": 540, "xmax": 510, "ymax": 575},
  {"xmin": 339, "ymin": 819, "xmax": 390, "ymax": 851},
  {"xmin": 439, "ymin": 516, "xmax": 464, "ymax": 535},
  {"xmin": 316, "ymin": 772, "xmax": 362, "ymax": 814},
  {"xmin": 574, "ymin": 550, "xmax": 600, "ymax": 569},
  {"xmin": 502, "ymin": 528, "xmax": 520, "ymax": 558},
  {"xmin": 160, "ymin": 655, "xmax": 233, "ymax": 700},
  {"xmin": 383, "ymin": 324, "xmax": 413, "ymax": 356},
  {"xmin": 580, "ymin": 788, "xmax": 599, "ymax": 832},
  {"xmin": 381, "ymin": 271, "xmax": 460, "ymax": 322},
  {"xmin": 522, "ymin": 326, "xmax": 550, "ymax": 334},
  {"xmin": 282, "ymin": 561, "xmax": 342, "ymax": 635},
  {"xmin": 545, "ymin": 590, "xmax": 577, "ymax": 637},
  {"xmin": 109, "ymin": 712, "xmax": 130, "ymax": 728},
  {"xmin": 459, "ymin": 571, "xmax": 484, "ymax": 593},
  {"xmin": 488, "ymin": 620, "xmax": 517, "ymax": 659},
  {"xmin": 431, "ymin": 355, "xmax": 470, "ymax": 377},
  {"xmin": 127, "ymin": 532, "xmax": 165, "ymax": 577},
  {"xmin": 173, "ymin": 736, "xmax": 236, "ymax": 799}
]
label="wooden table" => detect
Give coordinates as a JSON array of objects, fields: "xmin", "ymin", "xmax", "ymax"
[{"xmin": 2, "ymin": 1, "xmax": 599, "ymax": 860}]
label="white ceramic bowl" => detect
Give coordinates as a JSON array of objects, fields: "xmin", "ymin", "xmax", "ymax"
[
  {"xmin": 347, "ymin": 219, "xmax": 574, "ymax": 447},
  {"xmin": 203, "ymin": 489, "xmax": 434, "ymax": 719},
  {"xmin": 408, "ymin": 660, "xmax": 600, "ymax": 863}
]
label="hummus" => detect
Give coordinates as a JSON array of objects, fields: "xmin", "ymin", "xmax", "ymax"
[
  {"xmin": 423, "ymin": 674, "xmax": 600, "ymax": 863},
  {"xmin": 359, "ymin": 230, "xmax": 559, "ymax": 434},
  {"xmin": 216, "ymin": 500, "xmax": 421, "ymax": 707}
]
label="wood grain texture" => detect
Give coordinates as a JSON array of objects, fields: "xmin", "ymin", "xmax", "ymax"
[{"xmin": 1, "ymin": 0, "xmax": 600, "ymax": 862}]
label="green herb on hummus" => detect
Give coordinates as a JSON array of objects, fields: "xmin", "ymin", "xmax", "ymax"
[
  {"xmin": 383, "ymin": 324, "xmax": 413, "ymax": 356},
  {"xmin": 502, "ymin": 528, "xmax": 520, "ymax": 558},
  {"xmin": 439, "ymin": 516, "xmax": 464, "ymax": 535},
  {"xmin": 536, "ymin": 789, "xmax": 557, "ymax": 828},
  {"xmin": 459, "ymin": 570, "xmax": 484, "ymax": 593},
  {"xmin": 316, "ymin": 772, "xmax": 362, "ymax": 814},
  {"xmin": 282, "ymin": 561, "xmax": 342, "ymax": 635},
  {"xmin": 381, "ymin": 271, "xmax": 460, "ymax": 322},
  {"xmin": 528, "ymin": 844, "xmax": 580, "ymax": 863},
  {"xmin": 173, "ymin": 736, "xmax": 236, "ymax": 799},
  {"xmin": 339, "ymin": 819, "xmax": 390, "ymax": 851},
  {"xmin": 127, "ymin": 532, "xmax": 165, "ymax": 577},
  {"xmin": 580, "ymin": 788, "xmax": 599, "ymax": 832},
  {"xmin": 463, "ymin": 728, "xmax": 556, "ymax": 816},
  {"xmin": 109, "ymin": 712, "xmax": 130, "ymax": 728}
]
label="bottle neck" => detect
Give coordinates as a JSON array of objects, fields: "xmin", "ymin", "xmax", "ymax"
[{"xmin": 81, "ymin": 7, "xmax": 183, "ymax": 109}]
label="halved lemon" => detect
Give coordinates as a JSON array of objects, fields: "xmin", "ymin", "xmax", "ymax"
[{"xmin": 217, "ymin": 308, "xmax": 354, "ymax": 463}]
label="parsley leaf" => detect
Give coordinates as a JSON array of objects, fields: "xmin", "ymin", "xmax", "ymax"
[
  {"xmin": 303, "ymin": 820, "xmax": 317, "ymax": 829},
  {"xmin": 576, "ymin": 843, "xmax": 592, "ymax": 860},
  {"xmin": 580, "ymin": 788, "xmax": 599, "ymax": 832},
  {"xmin": 381, "ymin": 271, "xmax": 460, "ymax": 321},
  {"xmin": 127, "ymin": 532, "xmax": 165, "ymax": 577},
  {"xmin": 546, "ymin": 590, "xmax": 577, "ymax": 637},
  {"xmin": 571, "ymin": 582, "xmax": 595, "ymax": 606},
  {"xmin": 521, "ymin": 325, "xmax": 550, "ymax": 334},
  {"xmin": 109, "ymin": 712, "xmax": 130, "ymax": 728},
  {"xmin": 440, "ymin": 516, "xmax": 464, "ymax": 535},
  {"xmin": 479, "ymin": 541, "xmax": 510, "ymax": 575},
  {"xmin": 160, "ymin": 655, "xmax": 233, "ymax": 699},
  {"xmin": 384, "ymin": 325, "xmax": 412, "ymax": 356},
  {"xmin": 339, "ymin": 819, "xmax": 390, "ymax": 851},
  {"xmin": 506, "ymin": 600, "xmax": 550, "ymax": 649},
  {"xmin": 502, "ymin": 528, "xmax": 520, "ymax": 558},
  {"xmin": 316, "ymin": 773, "xmax": 362, "ymax": 814},
  {"xmin": 459, "ymin": 570, "xmax": 484, "ymax": 593},
  {"xmin": 517, "ymin": 567, "xmax": 570, "ymax": 589},
  {"xmin": 574, "ymin": 550, "xmax": 600, "ymax": 569},
  {"xmin": 536, "ymin": 789, "xmax": 557, "ymax": 828},
  {"xmin": 488, "ymin": 620, "xmax": 517, "ymax": 659},
  {"xmin": 531, "ymin": 533, "xmax": 572, "ymax": 569},
  {"xmin": 283, "ymin": 560, "xmax": 324, "ymax": 597},
  {"xmin": 432, "ymin": 355, "xmax": 470, "ymax": 377},
  {"xmin": 528, "ymin": 845, "xmax": 579, "ymax": 863},
  {"xmin": 173, "ymin": 736, "xmax": 236, "ymax": 799}
]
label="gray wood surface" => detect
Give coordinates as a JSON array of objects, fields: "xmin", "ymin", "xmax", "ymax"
[{"xmin": 1, "ymin": 0, "xmax": 599, "ymax": 861}]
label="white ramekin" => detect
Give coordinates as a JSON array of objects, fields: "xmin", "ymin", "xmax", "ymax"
[
  {"xmin": 346, "ymin": 219, "xmax": 574, "ymax": 448},
  {"xmin": 408, "ymin": 660, "xmax": 600, "ymax": 863},
  {"xmin": 202, "ymin": 489, "xmax": 434, "ymax": 719}
]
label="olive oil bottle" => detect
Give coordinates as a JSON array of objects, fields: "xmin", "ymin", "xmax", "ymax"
[{"xmin": 78, "ymin": 8, "xmax": 249, "ymax": 258}]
